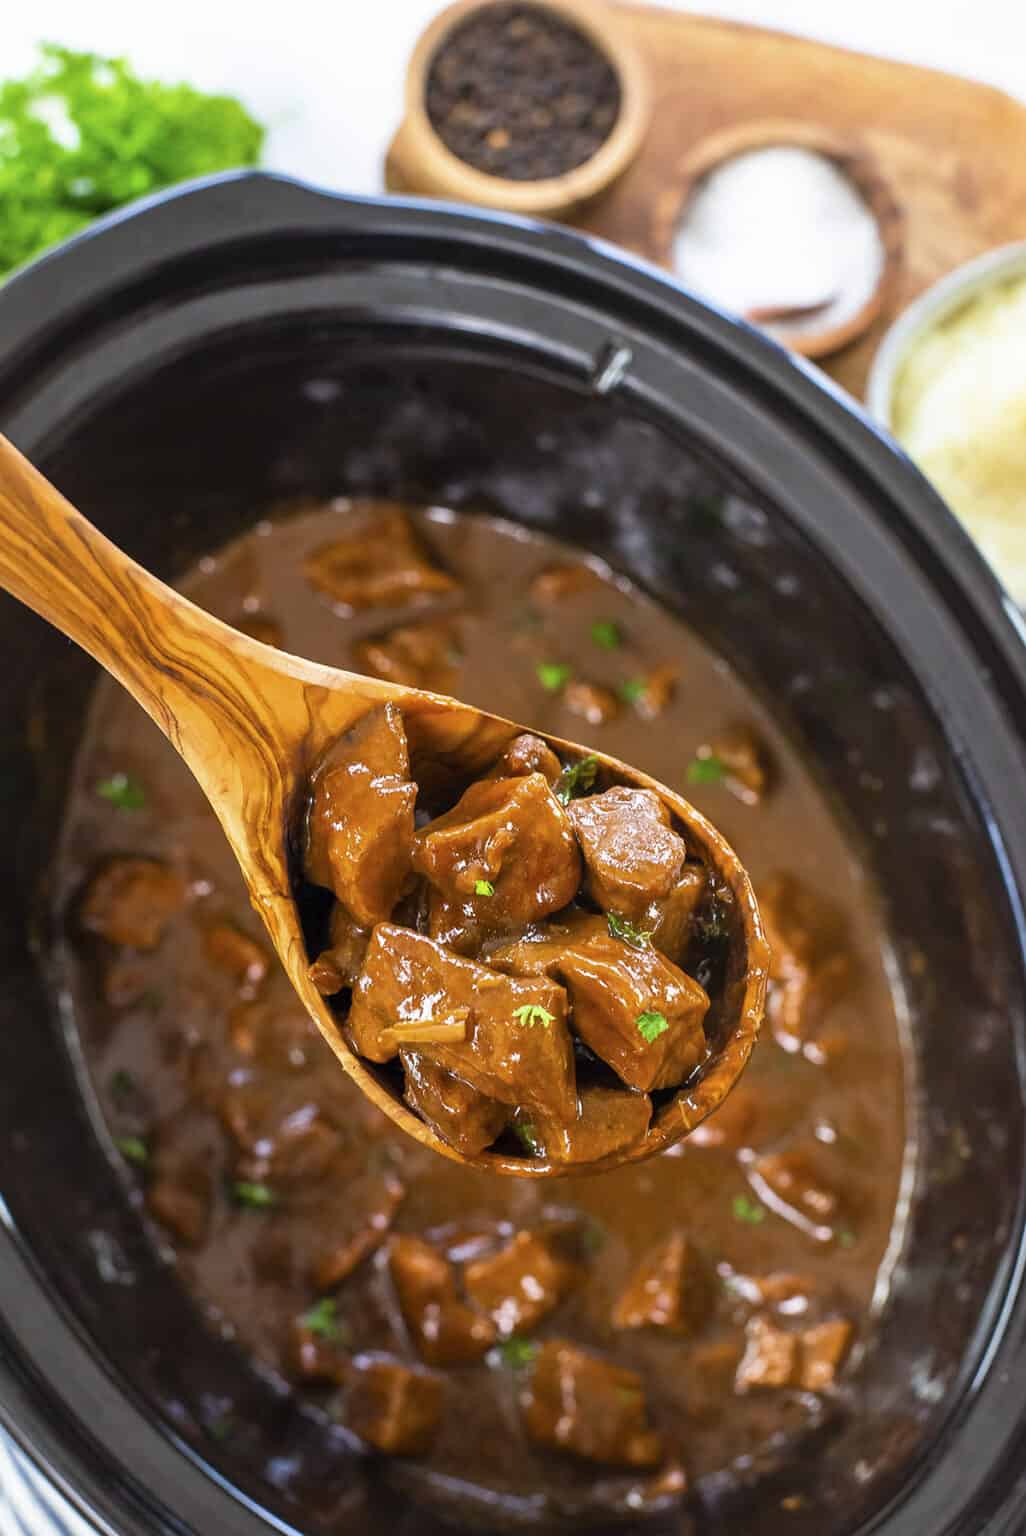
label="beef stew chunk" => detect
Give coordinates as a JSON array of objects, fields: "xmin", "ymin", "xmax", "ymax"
[
  {"xmin": 515, "ymin": 1084, "xmax": 652, "ymax": 1164},
  {"xmin": 80, "ymin": 857, "xmax": 186, "ymax": 949},
  {"xmin": 520, "ymin": 1340, "xmax": 664, "ymax": 1468},
  {"xmin": 612, "ymin": 1231, "xmax": 714, "ymax": 1334},
  {"xmin": 735, "ymin": 1314, "xmax": 853, "ymax": 1393},
  {"xmin": 759, "ymin": 873, "xmax": 853, "ymax": 1055},
  {"xmin": 346, "ymin": 1354, "xmax": 445, "ymax": 1455},
  {"xmin": 388, "ymin": 1234, "xmax": 496, "ymax": 1365},
  {"xmin": 463, "ymin": 1229, "xmax": 582, "ymax": 1333},
  {"xmin": 303, "ymin": 503, "xmax": 460, "ymax": 611},
  {"xmin": 401, "ymin": 1053, "xmax": 510, "ymax": 1156},
  {"xmin": 354, "ymin": 617, "xmax": 463, "ymax": 692}
]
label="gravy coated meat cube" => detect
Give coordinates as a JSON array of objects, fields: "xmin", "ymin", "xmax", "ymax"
[
  {"xmin": 485, "ymin": 911, "xmax": 608, "ymax": 976},
  {"xmin": 486, "ymin": 732, "xmax": 562, "ymax": 785},
  {"xmin": 203, "ymin": 923, "xmax": 269, "ymax": 998},
  {"xmin": 522, "ymin": 1085, "xmax": 652, "ymax": 1166},
  {"xmin": 707, "ymin": 722, "xmax": 773, "ymax": 805},
  {"xmin": 520, "ymin": 1340, "xmax": 663, "ymax": 1468},
  {"xmin": 401, "ymin": 1052, "xmax": 509, "ymax": 1156},
  {"xmin": 307, "ymin": 905, "xmax": 371, "ymax": 996},
  {"xmin": 305, "ymin": 703, "xmax": 416, "ymax": 929},
  {"xmin": 748, "ymin": 1144, "xmax": 842, "ymax": 1242},
  {"xmin": 612, "ymin": 1231, "xmax": 714, "ymax": 1334},
  {"xmin": 388, "ymin": 1234, "xmax": 496, "ymax": 1366},
  {"xmin": 303, "ymin": 503, "xmax": 460, "ymax": 611},
  {"xmin": 347, "ymin": 1353, "xmax": 445, "ymax": 1455},
  {"xmin": 569, "ymin": 787, "xmax": 687, "ymax": 921},
  {"xmin": 228, "ymin": 997, "xmax": 321, "ymax": 1073},
  {"xmin": 797, "ymin": 1319, "xmax": 854, "ymax": 1391},
  {"xmin": 348, "ymin": 925, "xmax": 576, "ymax": 1125},
  {"xmin": 312, "ymin": 1171, "xmax": 406, "ymax": 1290},
  {"xmin": 354, "ymin": 617, "xmax": 462, "ymax": 692},
  {"xmin": 80, "ymin": 857, "xmax": 186, "ymax": 949},
  {"xmin": 413, "ymin": 773, "xmax": 581, "ymax": 939},
  {"xmin": 556, "ymin": 932, "xmax": 708, "ymax": 1093},
  {"xmin": 759, "ymin": 873, "xmax": 852, "ymax": 1053},
  {"xmin": 464, "ymin": 1230, "xmax": 582, "ymax": 1333},
  {"xmin": 219, "ymin": 1080, "xmax": 342, "ymax": 1185},
  {"xmin": 735, "ymin": 1315, "xmax": 799, "ymax": 1392},
  {"xmin": 146, "ymin": 1114, "xmax": 218, "ymax": 1246}
]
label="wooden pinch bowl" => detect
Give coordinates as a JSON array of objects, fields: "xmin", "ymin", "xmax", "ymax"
[
  {"xmin": 0, "ymin": 433, "xmax": 766, "ymax": 1176},
  {"xmin": 385, "ymin": 0, "xmax": 652, "ymax": 220}
]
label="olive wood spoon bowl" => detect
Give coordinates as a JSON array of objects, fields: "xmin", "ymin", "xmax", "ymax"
[{"xmin": 0, "ymin": 433, "xmax": 767, "ymax": 1175}]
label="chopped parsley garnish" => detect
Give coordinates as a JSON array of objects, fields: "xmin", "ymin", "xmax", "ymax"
[
  {"xmin": 513, "ymin": 1120, "xmax": 541, "ymax": 1155},
  {"xmin": 589, "ymin": 620, "xmax": 622, "ymax": 651},
  {"xmin": 555, "ymin": 753, "xmax": 599, "ymax": 805},
  {"xmin": 687, "ymin": 754, "xmax": 727, "ymax": 786},
  {"xmin": 95, "ymin": 772, "xmax": 146, "ymax": 810},
  {"xmin": 497, "ymin": 1335, "xmax": 538, "ymax": 1369},
  {"xmin": 536, "ymin": 661, "xmax": 573, "ymax": 693},
  {"xmin": 732, "ymin": 1194, "xmax": 767, "ymax": 1225},
  {"xmin": 636, "ymin": 1010, "xmax": 669, "ymax": 1043},
  {"xmin": 512, "ymin": 1004, "xmax": 555, "ymax": 1028},
  {"xmin": 837, "ymin": 1229, "xmax": 857, "ymax": 1249},
  {"xmin": 115, "ymin": 1135, "xmax": 148, "ymax": 1166},
  {"xmin": 620, "ymin": 677, "xmax": 646, "ymax": 704},
  {"xmin": 232, "ymin": 1180, "xmax": 276, "ymax": 1209},
  {"xmin": 475, "ymin": 879, "xmax": 495, "ymax": 896},
  {"xmin": 607, "ymin": 912, "xmax": 653, "ymax": 949},
  {"xmin": 109, "ymin": 1069, "xmax": 136, "ymax": 1107},
  {"xmin": 301, "ymin": 1297, "xmax": 349, "ymax": 1342}
]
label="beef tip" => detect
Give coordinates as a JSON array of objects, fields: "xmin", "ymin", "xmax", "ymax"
[
  {"xmin": 707, "ymin": 723, "xmax": 773, "ymax": 805},
  {"xmin": 555, "ymin": 932, "xmax": 709, "ymax": 1093},
  {"xmin": 735, "ymin": 1314, "xmax": 853, "ymax": 1393},
  {"xmin": 313, "ymin": 1172, "xmax": 406, "ymax": 1289},
  {"xmin": 347, "ymin": 1355, "xmax": 444, "ymax": 1455},
  {"xmin": 519, "ymin": 1085, "xmax": 652, "ymax": 1165},
  {"xmin": 632, "ymin": 663, "xmax": 678, "ymax": 721},
  {"xmin": 485, "ymin": 910, "xmax": 608, "ymax": 975},
  {"xmin": 735, "ymin": 1315, "xmax": 799, "ymax": 1391},
  {"xmin": 563, "ymin": 679, "xmax": 620, "ymax": 726},
  {"xmin": 303, "ymin": 504, "xmax": 460, "ymax": 611},
  {"xmin": 203, "ymin": 922, "xmax": 269, "ymax": 998},
  {"xmin": 348, "ymin": 925, "xmax": 576, "ymax": 1126},
  {"xmin": 401, "ymin": 1053, "xmax": 509, "ymax": 1156},
  {"xmin": 219, "ymin": 1080, "xmax": 342, "ymax": 1185},
  {"xmin": 228, "ymin": 997, "xmax": 321, "ymax": 1073},
  {"xmin": 520, "ymin": 1340, "xmax": 663, "ymax": 1468},
  {"xmin": 612, "ymin": 1232, "xmax": 714, "ymax": 1334},
  {"xmin": 413, "ymin": 773, "xmax": 581, "ymax": 942},
  {"xmin": 354, "ymin": 617, "xmax": 462, "ymax": 692},
  {"xmin": 647, "ymin": 865, "xmax": 708, "ymax": 963},
  {"xmin": 688, "ymin": 1080, "xmax": 761, "ymax": 1150},
  {"xmin": 234, "ymin": 612, "xmax": 284, "ymax": 648},
  {"xmin": 797, "ymin": 1319, "xmax": 853, "ymax": 1391},
  {"xmin": 759, "ymin": 874, "xmax": 853, "ymax": 1054},
  {"xmin": 290, "ymin": 1312, "xmax": 351, "ymax": 1383},
  {"xmin": 569, "ymin": 787, "xmax": 687, "ymax": 921},
  {"xmin": 305, "ymin": 703, "xmax": 416, "ymax": 929},
  {"xmin": 529, "ymin": 563, "xmax": 603, "ymax": 602},
  {"xmin": 747, "ymin": 1144, "xmax": 842, "ymax": 1243},
  {"xmin": 486, "ymin": 732, "xmax": 562, "ymax": 785},
  {"xmin": 80, "ymin": 857, "xmax": 186, "ymax": 949},
  {"xmin": 464, "ymin": 1230, "xmax": 582, "ymax": 1333},
  {"xmin": 307, "ymin": 905, "xmax": 371, "ymax": 996},
  {"xmin": 146, "ymin": 1115, "xmax": 217, "ymax": 1246},
  {"xmin": 388, "ymin": 1235, "xmax": 496, "ymax": 1366}
]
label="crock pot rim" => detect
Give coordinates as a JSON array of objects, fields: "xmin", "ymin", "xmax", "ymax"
[{"xmin": 0, "ymin": 169, "xmax": 1024, "ymax": 1536}]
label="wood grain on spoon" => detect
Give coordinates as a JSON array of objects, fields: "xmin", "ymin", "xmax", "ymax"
[{"xmin": 0, "ymin": 433, "xmax": 767, "ymax": 1174}]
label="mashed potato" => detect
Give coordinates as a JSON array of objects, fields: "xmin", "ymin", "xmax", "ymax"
[{"xmin": 892, "ymin": 273, "xmax": 1026, "ymax": 603}]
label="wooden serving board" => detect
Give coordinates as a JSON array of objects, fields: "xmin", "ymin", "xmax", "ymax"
[{"xmin": 560, "ymin": 6, "xmax": 1026, "ymax": 400}]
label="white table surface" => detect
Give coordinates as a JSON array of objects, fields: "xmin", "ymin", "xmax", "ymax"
[{"xmin": 7, "ymin": 1, "xmax": 1026, "ymax": 206}]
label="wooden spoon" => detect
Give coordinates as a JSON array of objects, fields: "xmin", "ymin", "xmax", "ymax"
[{"xmin": 0, "ymin": 434, "xmax": 767, "ymax": 1175}]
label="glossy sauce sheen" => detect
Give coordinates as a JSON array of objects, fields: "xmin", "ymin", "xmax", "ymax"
[{"xmin": 59, "ymin": 502, "xmax": 909, "ymax": 1506}]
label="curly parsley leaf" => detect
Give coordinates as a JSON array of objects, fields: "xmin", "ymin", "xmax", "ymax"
[
  {"xmin": 732, "ymin": 1194, "xmax": 767, "ymax": 1225},
  {"xmin": 536, "ymin": 661, "xmax": 573, "ymax": 693},
  {"xmin": 95, "ymin": 772, "xmax": 146, "ymax": 809},
  {"xmin": 687, "ymin": 754, "xmax": 727, "ymax": 786},
  {"xmin": 607, "ymin": 912, "xmax": 653, "ymax": 949},
  {"xmin": 589, "ymin": 620, "xmax": 621, "ymax": 651},
  {"xmin": 636, "ymin": 1010, "xmax": 669, "ymax": 1043},
  {"xmin": 512, "ymin": 1004, "xmax": 555, "ymax": 1029},
  {"xmin": 232, "ymin": 1180, "xmax": 276, "ymax": 1209},
  {"xmin": 115, "ymin": 1135, "xmax": 148, "ymax": 1166},
  {"xmin": 475, "ymin": 879, "xmax": 495, "ymax": 896},
  {"xmin": 554, "ymin": 753, "xmax": 599, "ymax": 805},
  {"xmin": 300, "ymin": 1297, "xmax": 349, "ymax": 1343}
]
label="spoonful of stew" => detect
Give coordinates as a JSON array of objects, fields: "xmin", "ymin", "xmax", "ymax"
[{"xmin": 0, "ymin": 435, "xmax": 767, "ymax": 1174}]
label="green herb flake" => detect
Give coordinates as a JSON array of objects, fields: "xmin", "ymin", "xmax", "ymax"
[
  {"xmin": 607, "ymin": 912, "xmax": 653, "ymax": 949},
  {"xmin": 115, "ymin": 1135, "xmax": 148, "ymax": 1166},
  {"xmin": 554, "ymin": 753, "xmax": 599, "ymax": 805},
  {"xmin": 589, "ymin": 620, "xmax": 621, "ymax": 651},
  {"xmin": 233, "ymin": 1180, "xmax": 276, "ymax": 1209},
  {"xmin": 301, "ymin": 1297, "xmax": 348, "ymax": 1342},
  {"xmin": 474, "ymin": 879, "xmax": 495, "ymax": 897},
  {"xmin": 512, "ymin": 1004, "xmax": 555, "ymax": 1029},
  {"xmin": 732, "ymin": 1194, "xmax": 767, "ymax": 1225},
  {"xmin": 109, "ymin": 1068, "xmax": 136, "ymax": 1107},
  {"xmin": 536, "ymin": 661, "xmax": 573, "ymax": 693},
  {"xmin": 837, "ymin": 1229, "xmax": 857, "ymax": 1250},
  {"xmin": 513, "ymin": 1120, "xmax": 541, "ymax": 1155},
  {"xmin": 620, "ymin": 678, "xmax": 647, "ymax": 704},
  {"xmin": 95, "ymin": 772, "xmax": 146, "ymax": 810},
  {"xmin": 497, "ymin": 1335, "xmax": 538, "ymax": 1370},
  {"xmin": 687, "ymin": 754, "xmax": 727, "ymax": 787},
  {"xmin": 636, "ymin": 1010, "xmax": 669, "ymax": 1043},
  {"xmin": 0, "ymin": 46, "xmax": 265, "ymax": 279}
]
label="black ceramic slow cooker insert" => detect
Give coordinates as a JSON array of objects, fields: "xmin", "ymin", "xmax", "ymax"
[{"xmin": 0, "ymin": 173, "xmax": 1024, "ymax": 1536}]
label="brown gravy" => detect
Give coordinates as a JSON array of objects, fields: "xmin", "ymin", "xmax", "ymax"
[{"xmin": 57, "ymin": 501, "xmax": 910, "ymax": 1512}]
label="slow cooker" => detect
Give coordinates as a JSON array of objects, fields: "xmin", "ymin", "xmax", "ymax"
[{"xmin": 0, "ymin": 172, "xmax": 1024, "ymax": 1535}]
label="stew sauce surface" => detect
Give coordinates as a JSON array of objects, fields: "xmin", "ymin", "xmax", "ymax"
[{"xmin": 58, "ymin": 501, "xmax": 910, "ymax": 1511}]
